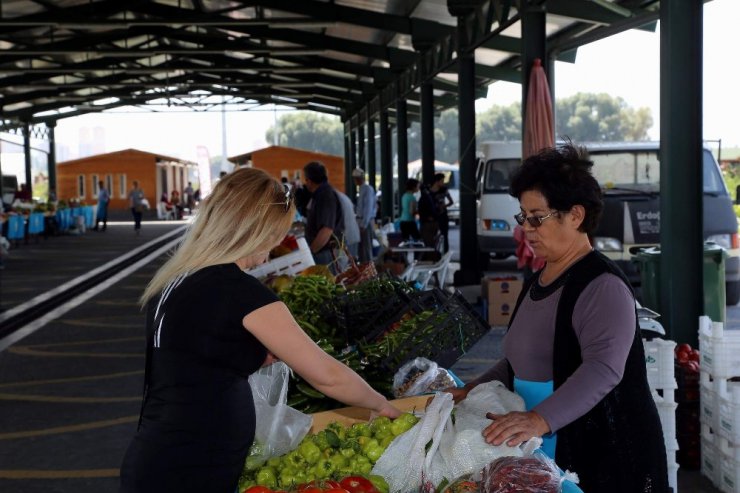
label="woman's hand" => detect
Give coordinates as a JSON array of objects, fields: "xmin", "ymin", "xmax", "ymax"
[
  {"xmin": 373, "ymin": 402, "xmax": 403, "ymax": 420},
  {"xmin": 261, "ymin": 352, "xmax": 279, "ymax": 367},
  {"xmin": 442, "ymin": 385, "xmax": 471, "ymax": 404},
  {"xmin": 482, "ymin": 410, "xmax": 550, "ymax": 447}
]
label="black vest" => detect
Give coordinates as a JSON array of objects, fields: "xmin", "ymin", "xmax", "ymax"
[{"xmin": 509, "ymin": 251, "xmax": 669, "ymax": 493}]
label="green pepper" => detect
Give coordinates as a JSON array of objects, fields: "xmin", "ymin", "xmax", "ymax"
[
  {"xmin": 369, "ymin": 475, "xmax": 390, "ymax": 493},
  {"xmin": 370, "ymin": 416, "xmax": 392, "ymax": 436},
  {"xmin": 313, "ymin": 431, "xmax": 331, "ymax": 451},
  {"xmin": 255, "ymin": 466, "xmax": 277, "ymax": 488},
  {"xmin": 328, "ymin": 452, "xmax": 348, "ymax": 469},
  {"xmin": 299, "ymin": 440, "xmax": 322, "ymax": 465},
  {"xmin": 380, "ymin": 435, "xmax": 394, "ymax": 449},
  {"xmin": 359, "ymin": 461, "xmax": 373, "ymax": 475},
  {"xmin": 360, "ymin": 438, "xmax": 380, "ymax": 455},
  {"xmin": 364, "ymin": 444, "xmax": 384, "ymax": 463},
  {"xmin": 266, "ymin": 456, "xmax": 281, "ymax": 468},
  {"xmin": 350, "ymin": 422, "xmax": 372, "ymax": 438},
  {"xmin": 314, "ymin": 458, "xmax": 336, "ymax": 479},
  {"xmin": 279, "ymin": 467, "xmax": 297, "ymax": 488}
]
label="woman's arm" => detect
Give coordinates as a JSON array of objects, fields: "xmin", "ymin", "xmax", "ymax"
[{"xmin": 243, "ymin": 301, "xmax": 401, "ymax": 417}]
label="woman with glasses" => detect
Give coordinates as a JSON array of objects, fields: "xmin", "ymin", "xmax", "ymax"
[
  {"xmin": 446, "ymin": 143, "xmax": 668, "ymax": 493},
  {"xmin": 120, "ymin": 167, "xmax": 401, "ymax": 493}
]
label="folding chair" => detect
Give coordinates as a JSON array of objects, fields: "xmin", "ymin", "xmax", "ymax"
[{"xmin": 401, "ymin": 251, "xmax": 454, "ymax": 290}]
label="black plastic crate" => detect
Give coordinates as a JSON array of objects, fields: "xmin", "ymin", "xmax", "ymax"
[
  {"xmin": 333, "ymin": 275, "xmax": 415, "ymax": 344},
  {"xmin": 362, "ymin": 288, "xmax": 491, "ymax": 371}
]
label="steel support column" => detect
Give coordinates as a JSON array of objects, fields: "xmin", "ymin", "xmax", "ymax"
[
  {"xmin": 453, "ymin": 16, "xmax": 480, "ymax": 286},
  {"xmin": 367, "ymin": 116, "xmax": 377, "ymax": 192},
  {"xmin": 23, "ymin": 122, "xmax": 32, "ymax": 192},
  {"xmin": 521, "ymin": 4, "xmax": 548, "ymax": 152},
  {"xmin": 358, "ymin": 123, "xmax": 365, "ymax": 171},
  {"xmin": 420, "ymin": 81, "xmax": 435, "ymax": 185},
  {"xmin": 344, "ymin": 131, "xmax": 352, "ymax": 195},
  {"xmin": 47, "ymin": 122, "xmax": 57, "ymax": 194},
  {"xmin": 396, "ymin": 97, "xmax": 409, "ymax": 197},
  {"xmin": 349, "ymin": 126, "xmax": 358, "ymax": 198},
  {"xmin": 659, "ymin": 0, "xmax": 703, "ymax": 346},
  {"xmin": 379, "ymin": 109, "xmax": 393, "ymax": 219}
]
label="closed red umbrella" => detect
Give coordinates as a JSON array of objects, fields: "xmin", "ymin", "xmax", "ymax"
[{"xmin": 523, "ymin": 58, "xmax": 554, "ymax": 159}]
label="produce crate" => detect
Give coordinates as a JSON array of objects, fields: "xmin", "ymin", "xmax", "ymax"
[
  {"xmin": 245, "ymin": 237, "xmax": 314, "ymax": 278},
  {"xmin": 309, "ymin": 394, "xmax": 429, "ymax": 433},
  {"xmin": 644, "ymin": 338, "xmax": 678, "ymax": 391},
  {"xmin": 719, "ymin": 381, "xmax": 740, "ymax": 443},
  {"xmin": 333, "ymin": 278, "xmax": 415, "ymax": 344},
  {"xmin": 365, "ymin": 288, "xmax": 491, "ymax": 371}
]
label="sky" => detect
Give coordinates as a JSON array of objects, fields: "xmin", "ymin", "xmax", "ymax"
[{"xmin": 42, "ymin": 0, "xmax": 740, "ymax": 166}]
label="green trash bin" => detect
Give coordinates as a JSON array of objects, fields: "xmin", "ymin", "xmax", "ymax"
[
  {"xmin": 632, "ymin": 243, "xmax": 726, "ymax": 323},
  {"xmin": 703, "ymin": 242, "xmax": 726, "ymax": 324}
]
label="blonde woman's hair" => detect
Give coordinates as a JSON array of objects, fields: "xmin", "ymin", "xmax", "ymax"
[{"xmin": 140, "ymin": 167, "xmax": 295, "ymax": 306}]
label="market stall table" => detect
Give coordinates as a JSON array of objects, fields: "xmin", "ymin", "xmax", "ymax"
[{"xmin": 389, "ymin": 245, "xmax": 435, "ymax": 265}]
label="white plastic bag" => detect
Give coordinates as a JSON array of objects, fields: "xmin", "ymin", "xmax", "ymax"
[
  {"xmin": 372, "ymin": 392, "xmax": 454, "ymax": 493},
  {"xmin": 246, "ymin": 362, "xmax": 312, "ymax": 469},
  {"xmin": 393, "ymin": 357, "xmax": 440, "ymax": 397}
]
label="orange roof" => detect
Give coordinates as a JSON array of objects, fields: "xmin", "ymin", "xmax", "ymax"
[{"xmin": 58, "ymin": 148, "xmax": 197, "ymax": 166}]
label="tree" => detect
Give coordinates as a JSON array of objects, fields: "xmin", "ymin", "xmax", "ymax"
[
  {"xmin": 266, "ymin": 112, "xmax": 344, "ymax": 156},
  {"xmin": 477, "ymin": 102, "xmax": 523, "ymax": 143},
  {"xmin": 555, "ymin": 92, "xmax": 653, "ymax": 142}
]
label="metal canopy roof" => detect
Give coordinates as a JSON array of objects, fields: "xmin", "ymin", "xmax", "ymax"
[{"xmin": 0, "ymin": 0, "xmax": 660, "ymax": 129}]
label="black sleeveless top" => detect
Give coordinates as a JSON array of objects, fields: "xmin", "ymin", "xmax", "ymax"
[
  {"xmin": 120, "ymin": 263, "xmax": 278, "ymax": 493},
  {"xmin": 509, "ymin": 251, "xmax": 669, "ymax": 493}
]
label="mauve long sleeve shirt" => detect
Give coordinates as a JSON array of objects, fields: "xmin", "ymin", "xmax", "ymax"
[{"xmin": 470, "ymin": 272, "xmax": 636, "ymax": 433}]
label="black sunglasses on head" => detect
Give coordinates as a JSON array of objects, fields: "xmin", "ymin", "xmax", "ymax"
[{"xmin": 267, "ymin": 188, "xmax": 293, "ymax": 212}]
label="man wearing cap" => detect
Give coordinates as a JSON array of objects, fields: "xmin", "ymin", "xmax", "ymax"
[
  {"xmin": 303, "ymin": 161, "xmax": 345, "ymax": 272},
  {"xmin": 352, "ymin": 168, "xmax": 377, "ymax": 263}
]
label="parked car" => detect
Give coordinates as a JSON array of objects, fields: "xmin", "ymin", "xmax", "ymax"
[{"xmin": 476, "ymin": 141, "xmax": 740, "ymax": 305}]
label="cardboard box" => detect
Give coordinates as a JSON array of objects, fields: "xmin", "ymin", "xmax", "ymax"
[
  {"xmin": 309, "ymin": 395, "xmax": 429, "ymax": 433},
  {"xmin": 482, "ymin": 277, "xmax": 523, "ymax": 326}
]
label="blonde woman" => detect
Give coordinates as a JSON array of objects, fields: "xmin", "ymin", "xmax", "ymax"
[{"xmin": 119, "ymin": 168, "xmax": 401, "ymax": 493}]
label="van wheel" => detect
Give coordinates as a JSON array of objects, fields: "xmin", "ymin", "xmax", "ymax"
[{"xmin": 727, "ymin": 281, "xmax": 740, "ymax": 306}]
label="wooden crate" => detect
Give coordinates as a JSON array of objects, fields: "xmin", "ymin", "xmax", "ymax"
[{"xmin": 309, "ymin": 395, "xmax": 429, "ymax": 433}]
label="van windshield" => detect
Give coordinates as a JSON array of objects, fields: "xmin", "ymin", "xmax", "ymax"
[
  {"xmin": 589, "ymin": 148, "xmax": 727, "ymax": 196},
  {"xmin": 590, "ymin": 151, "xmax": 660, "ymax": 191},
  {"xmin": 483, "ymin": 158, "xmax": 519, "ymax": 193}
]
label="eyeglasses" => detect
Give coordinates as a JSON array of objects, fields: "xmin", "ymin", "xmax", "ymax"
[
  {"xmin": 267, "ymin": 189, "xmax": 293, "ymax": 213},
  {"xmin": 514, "ymin": 210, "xmax": 560, "ymax": 228}
]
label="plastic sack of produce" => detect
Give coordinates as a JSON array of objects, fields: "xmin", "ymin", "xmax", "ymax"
[
  {"xmin": 481, "ymin": 452, "xmax": 579, "ymax": 493},
  {"xmin": 372, "ymin": 392, "xmax": 455, "ymax": 493},
  {"xmin": 245, "ymin": 362, "xmax": 312, "ymax": 469},
  {"xmin": 424, "ymin": 382, "xmax": 528, "ymax": 488},
  {"xmin": 392, "ymin": 357, "xmax": 436, "ymax": 397}
]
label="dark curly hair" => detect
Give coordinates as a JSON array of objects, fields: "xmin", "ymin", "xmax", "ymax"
[{"xmin": 509, "ymin": 141, "xmax": 603, "ymax": 234}]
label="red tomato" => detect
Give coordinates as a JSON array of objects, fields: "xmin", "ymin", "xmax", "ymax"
[
  {"xmin": 340, "ymin": 476, "xmax": 378, "ymax": 493},
  {"xmin": 245, "ymin": 487, "xmax": 273, "ymax": 493},
  {"xmin": 686, "ymin": 361, "xmax": 700, "ymax": 373},
  {"xmin": 299, "ymin": 488, "xmax": 323, "ymax": 493},
  {"xmin": 299, "ymin": 481, "xmax": 341, "ymax": 491},
  {"xmin": 689, "ymin": 350, "xmax": 701, "ymax": 362},
  {"xmin": 677, "ymin": 343, "xmax": 693, "ymax": 354},
  {"xmin": 676, "ymin": 350, "xmax": 689, "ymax": 363},
  {"xmin": 324, "ymin": 489, "xmax": 351, "ymax": 493}
]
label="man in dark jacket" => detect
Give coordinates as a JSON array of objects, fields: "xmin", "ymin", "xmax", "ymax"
[{"xmin": 302, "ymin": 161, "xmax": 345, "ymax": 273}]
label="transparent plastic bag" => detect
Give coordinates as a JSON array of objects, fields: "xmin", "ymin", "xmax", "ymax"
[
  {"xmin": 425, "ymin": 382, "xmax": 527, "ymax": 487},
  {"xmin": 481, "ymin": 451, "xmax": 577, "ymax": 493},
  {"xmin": 246, "ymin": 362, "xmax": 312, "ymax": 469},
  {"xmin": 372, "ymin": 392, "xmax": 454, "ymax": 493},
  {"xmin": 392, "ymin": 357, "xmax": 440, "ymax": 397}
]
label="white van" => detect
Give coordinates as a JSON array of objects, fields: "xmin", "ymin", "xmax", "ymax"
[
  {"xmin": 477, "ymin": 141, "xmax": 740, "ymax": 304},
  {"xmin": 476, "ymin": 142, "xmax": 522, "ymax": 258},
  {"xmin": 407, "ymin": 160, "xmax": 460, "ymax": 223}
]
